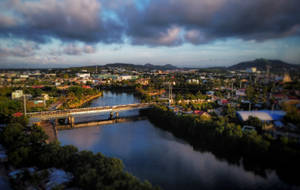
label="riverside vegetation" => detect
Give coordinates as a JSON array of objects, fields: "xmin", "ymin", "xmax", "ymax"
[
  {"xmin": 141, "ymin": 105, "xmax": 300, "ymax": 186},
  {"xmin": 0, "ymin": 89, "xmax": 159, "ymax": 190},
  {"xmin": 0, "ymin": 117, "xmax": 160, "ymax": 190}
]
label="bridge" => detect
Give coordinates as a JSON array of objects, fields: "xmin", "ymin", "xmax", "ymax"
[{"xmin": 27, "ymin": 103, "xmax": 152, "ymax": 120}]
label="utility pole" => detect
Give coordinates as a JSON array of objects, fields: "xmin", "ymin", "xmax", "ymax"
[
  {"xmin": 266, "ymin": 65, "xmax": 271, "ymax": 83},
  {"xmin": 23, "ymin": 95, "xmax": 27, "ymax": 116},
  {"xmin": 168, "ymin": 82, "xmax": 173, "ymax": 106},
  {"xmin": 231, "ymin": 82, "xmax": 234, "ymax": 98}
]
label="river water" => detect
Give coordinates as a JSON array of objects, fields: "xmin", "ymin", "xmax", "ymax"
[{"xmin": 58, "ymin": 91, "xmax": 299, "ymax": 190}]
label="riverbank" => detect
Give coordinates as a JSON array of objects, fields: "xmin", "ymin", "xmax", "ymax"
[
  {"xmin": 0, "ymin": 119, "xmax": 160, "ymax": 190},
  {"xmin": 141, "ymin": 105, "xmax": 300, "ymax": 186},
  {"xmin": 68, "ymin": 92, "xmax": 102, "ymax": 108}
]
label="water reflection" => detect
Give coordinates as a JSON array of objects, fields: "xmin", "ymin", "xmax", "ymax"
[
  {"xmin": 90, "ymin": 91, "xmax": 139, "ymax": 107},
  {"xmin": 74, "ymin": 91, "xmax": 140, "ymax": 123},
  {"xmin": 58, "ymin": 91, "xmax": 298, "ymax": 190},
  {"xmin": 58, "ymin": 120, "xmax": 295, "ymax": 190}
]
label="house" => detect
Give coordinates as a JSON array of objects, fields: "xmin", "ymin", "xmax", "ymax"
[
  {"xmin": 246, "ymin": 67, "xmax": 257, "ymax": 73},
  {"xmin": 12, "ymin": 112, "xmax": 23, "ymax": 117},
  {"xmin": 193, "ymin": 110, "xmax": 211, "ymax": 119},
  {"xmin": 41, "ymin": 93, "xmax": 49, "ymax": 101},
  {"xmin": 119, "ymin": 75, "xmax": 134, "ymax": 81},
  {"xmin": 20, "ymin": 74, "xmax": 29, "ymax": 78},
  {"xmin": 236, "ymin": 89, "xmax": 246, "ymax": 96},
  {"xmin": 82, "ymin": 85, "xmax": 91, "ymax": 89},
  {"xmin": 218, "ymin": 99, "xmax": 229, "ymax": 106},
  {"xmin": 11, "ymin": 90, "xmax": 23, "ymax": 99},
  {"xmin": 206, "ymin": 91, "xmax": 214, "ymax": 96}
]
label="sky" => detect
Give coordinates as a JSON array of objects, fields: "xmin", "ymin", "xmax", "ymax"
[{"xmin": 0, "ymin": 0, "xmax": 300, "ymax": 68}]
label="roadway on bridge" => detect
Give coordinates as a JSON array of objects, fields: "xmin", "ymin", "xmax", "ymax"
[{"xmin": 27, "ymin": 103, "xmax": 152, "ymax": 119}]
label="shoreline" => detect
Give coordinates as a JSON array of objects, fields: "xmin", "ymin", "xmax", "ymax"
[
  {"xmin": 141, "ymin": 106, "xmax": 300, "ymax": 187},
  {"xmin": 68, "ymin": 92, "xmax": 102, "ymax": 109}
]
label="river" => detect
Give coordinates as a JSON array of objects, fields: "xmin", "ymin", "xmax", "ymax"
[{"xmin": 58, "ymin": 91, "xmax": 299, "ymax": 190}]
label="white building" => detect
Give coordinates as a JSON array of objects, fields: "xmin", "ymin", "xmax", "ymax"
[
  {"xmin": 76, "ymin": 73, "xmax": 90, "ymax": 79},
  {"xmin": 11, "ymin": 90, "xmax": 23, "ymax": 99},
  {"xmin": 20, "ymin": 74, "xmax": 29, "ymax": 78},
  {"xmin": 119, "ymin": 75, "xmax": 133, "ymax": 81}
]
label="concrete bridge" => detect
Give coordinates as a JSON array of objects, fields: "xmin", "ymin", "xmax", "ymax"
[{"xmin": 27, "ymin": 103, "xmax": 151, "ymax": 120}]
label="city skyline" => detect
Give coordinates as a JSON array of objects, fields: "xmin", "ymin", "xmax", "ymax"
[{"xmin": 0, "ymin": 0, "xmax": 300, "ymax": 68}]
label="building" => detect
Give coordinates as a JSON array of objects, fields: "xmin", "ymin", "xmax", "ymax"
[
  {"xmin": 187, "ymin": 79, "xmax": 200, "ymax": 84},
  {"xmin": 246, "ymin": 67, "xmax": 257, "ymax": 73},
  {"xmin": 236, "ymin": 110, "xmax": 286, "ymax": 122},
  {"xmin": 19, "ymin": 74, "xmax": 29, "ymax": 78},
  {"xmin": 41, "ymin": 93, "xmax": 49, "ymax": 101},
  {"xmin": 76, "ymin": 73, "xmax": 90, "ymax": 79},
  {"xmin": 119, "ymin": 75, "xmax": 133, "ymax": 81},
  {"xmin": 11, "ymin": 90, "xmax": 23, "ymax": 99},
  {"xmin": 236, "ymin": 89, "xmax": 246, "ymax": 96},
  {"xmin": 283, "ymin": 73, "xmax": 292, "ymax": 83}
]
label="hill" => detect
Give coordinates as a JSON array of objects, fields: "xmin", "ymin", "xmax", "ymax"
[
  {"xmin": 104, "ymin": 63, "xmax": 178, "ymax": 70},
  {"xmin": 228, "ymin": 59, "xmax": 299, "ymax": 72}
]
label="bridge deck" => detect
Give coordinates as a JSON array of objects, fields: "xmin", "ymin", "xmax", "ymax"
[{"xmin": 27, "ymin": 103, "xmax": 151, "ymax": 119}]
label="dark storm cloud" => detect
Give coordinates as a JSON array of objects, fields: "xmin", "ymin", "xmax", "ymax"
[
  {"xmin": 120, "ymin": 0, "xmax": 300, "ymax": 45},
  {"xmin": 0, "ymin": 0, "xmax": 299, "ymax": 46},
  {"xmin": 0, "ymin": 0, "xmax": 124, "ymax": 43}
]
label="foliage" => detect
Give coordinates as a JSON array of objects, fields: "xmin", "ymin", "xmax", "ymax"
[
  {"xmin": 0, "ymin": 120, "xmax": 159, "ymax": 190},
  {"xmin": 284, "ymin": 104, "xmax": 300, "ymax": 128},
  {"xmin": 0, "ymin": 97, "xmax": 22, "ymax": 123},
  {"xmin": 141, "ymin": 105, "xmax": 300, "ymax": 185}
]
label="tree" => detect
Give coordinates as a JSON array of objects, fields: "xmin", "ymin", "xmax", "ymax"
[{"xmin": 246, "ymin": 86, "xmax": 255, "ymax": 101}]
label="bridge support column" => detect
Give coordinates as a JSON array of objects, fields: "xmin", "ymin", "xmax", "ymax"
[
  {"xmin": 109, "ymin": 112, "xmax": 114, "ymax": 120},
  {"xmin": 68, "ymin": 116, "xmax": 75, "ymax": 128},
  {"xmin": 115, "ymin": 112, "xmax": 119, "ymax": 122}
]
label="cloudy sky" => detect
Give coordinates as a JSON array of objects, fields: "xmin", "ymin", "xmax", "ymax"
[{"xmin": 0, "ymin": 0, "xmax": 300, "ymax": 68}]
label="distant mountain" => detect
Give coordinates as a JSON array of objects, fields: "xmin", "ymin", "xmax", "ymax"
[
  {"xmin": 104, "ymin": 63, "xmax": 178, "ymax": 70},
  {"xmin": 228, "ymin": 59, "xmax": 300, "ymax": 72}
]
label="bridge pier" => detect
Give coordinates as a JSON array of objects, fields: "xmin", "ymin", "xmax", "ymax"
[
  {"xmin": 115, "ymin": 112, "xmax": 119, "ymax": 122},
  {"xmin": 109, "ymin": 112, "xmax": 114, "ymax": 120},
  {"xmin": 68, "ymin": 116, "xmax": 75, "ymax": 128}
]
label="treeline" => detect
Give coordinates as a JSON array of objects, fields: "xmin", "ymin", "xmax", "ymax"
[
  {"xmin": 0, "ymin": 117, "xmax": 160, "ymax": 190},
  {"xmin": 0, "ymin": 88, "xmax": 22, "ymax": 123},
  {"xmin": 141, "ymin": 105, "xmax": 300, "ymax": 186}
]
